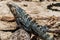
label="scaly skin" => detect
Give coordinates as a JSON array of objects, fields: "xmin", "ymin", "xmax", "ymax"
[{"xmin": 7, "ymin": 2, "xmax": 54, "ymax": 40}]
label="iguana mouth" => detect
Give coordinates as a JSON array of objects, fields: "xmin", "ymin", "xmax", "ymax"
[{"xmin": 47, "ymin": 3, "xmax": 60, "ymax": 11}]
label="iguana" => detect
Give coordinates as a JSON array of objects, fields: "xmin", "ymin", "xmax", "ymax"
[{"xmin": 7, "ymin": 2, "xmax": 54, "ymax": 40}]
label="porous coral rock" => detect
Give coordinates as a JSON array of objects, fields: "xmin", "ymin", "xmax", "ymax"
[
  {"xmin": 0, "ymin": 31, "xmax": 12, "ymax": 40},
  {"xmin": 0, "ymin": 21, "xmax": 17, "ymax": 30},
  {"xmin": 0, "ymin": 1, "xmax": 15, "ymax": 21},
  {"xmin": 9, "ymin": 29, "xmax": 31, "ymax": 40}
]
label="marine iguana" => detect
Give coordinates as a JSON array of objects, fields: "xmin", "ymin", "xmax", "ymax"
[{"xmin": 7, "ymin": 2, "xmax": 54, "ymax": 40}]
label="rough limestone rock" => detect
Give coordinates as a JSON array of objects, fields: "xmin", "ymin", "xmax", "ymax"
[
  {"xmin": 9, "ymin": 29, "xmax": 31, "ymax": 40},
  {"xmin": 0, "ymin": 1, "xmax": 15, "ymax": 21},
  {"xmin": 0, "ymin": 1, "xmax": 17, "ymax": 30},
  {"xmin": 0, "ymin": 21, "xmax": 17, "ymax": 30},
  {"xmin": 0, "ymin": 31, "xmax": 12, "ymax": 40},
  {"xmin": 0, "ymin": 1, "xmax": 17, "ymax": 40},
  {"xmin": 56, "ymin": 0, "xmax": 60, "ymax": 2}
]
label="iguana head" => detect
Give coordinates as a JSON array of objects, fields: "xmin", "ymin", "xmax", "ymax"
[
  {"xmin": 7, "ymin": 2, "xmax": 26, "ymax": 18},
  {"xmin": 7, "ymin": 2, "xmax": 17, "ymax": 16}
]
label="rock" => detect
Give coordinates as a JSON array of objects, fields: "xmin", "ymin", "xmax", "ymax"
[
  {"xmin": 0, "ymin": 1, "xmax": 17, "ymax": 30},
  {"xmin": 0, "ymin": 15, "xmax": 15, "ymax": 22},
  {"xmin": 0, "ymin": 1, "xmax": 15, "ymax": 21},
  {"xmin": 0, "ymin": 21, "xmax": 17, "ymax": 30},
  {"xmin": 9, "ymin": 29, "xmax": 31, "ymax": 40},
  {"xmin": 56, "ymin": 0, "xmax": 60, "ymax": 2},
  {"xmin": 0, "ymin": 31, "xmax": 12, "ymax": 40},
  {"xmin": 31, "ymin": 34, "xmax": 43, "ymax": 40},
  {"xmin": 31, "ymin": 0, "xmax": 40, "ymax": 1}
]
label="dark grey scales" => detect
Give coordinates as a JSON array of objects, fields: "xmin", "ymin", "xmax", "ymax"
[{"xmin": 7, "ymin": 2, "xmax": 54, "ymax": 40}]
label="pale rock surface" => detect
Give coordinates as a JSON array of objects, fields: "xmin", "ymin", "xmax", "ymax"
[
  {"xmin": 0, "ymin": 1, "xmax": 17, "ymax": 30},
  {"xmin": 0, "ymin": 21, "xmax": 17, "ymax": 30},
  {"xmin": 0, "ymin": 1, "xmax": 15, "ymax": 21},
  {"xmin": 0, "ymin": 1, "xmax": 18, "ymax": 40},
  {"xmin": 0, "ymin": 31, "xmax": 12, "ymax": 40}
]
